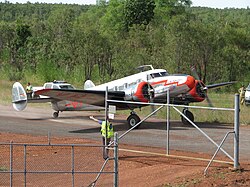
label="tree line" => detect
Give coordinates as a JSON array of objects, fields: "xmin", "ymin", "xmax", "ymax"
[{"xmin": 0, "ymin": 0, "xmax": 249, "ymax": 89}]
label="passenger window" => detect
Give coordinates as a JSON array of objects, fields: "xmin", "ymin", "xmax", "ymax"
[
  {"xmin": 118, "ymin": 85, "xmax": 124, "ymax": 91},
  {"xmin": 128, "ymin": 82, "xmax": 136, "ymax": 88},
  {"xmin": 45, "ymin": 84, "xmax": 52, "ymax": 89}
]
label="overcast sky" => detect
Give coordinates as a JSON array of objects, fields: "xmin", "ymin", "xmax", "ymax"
[{"xmin": 0, "ymin": 0, "xmax": 249, "ymax": 9}]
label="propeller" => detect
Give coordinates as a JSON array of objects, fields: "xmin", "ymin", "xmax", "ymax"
[
  {"xmin": 148, "ymin": 83, "xmax": 155, "ymax": 112},
  {"xmin": 191, "ymin": 65, "xmax": 213, "ymax": 107},
  {"xmin": 143, "ymin": 80, "xmax": 155, "ymax": 114},
  {"xmin": 141, "ymin": 82, "xmax": 154, "ymax": 102}
]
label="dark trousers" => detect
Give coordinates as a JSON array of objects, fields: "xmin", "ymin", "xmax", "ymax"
[
  {"xmin": 102, "ymin": 136, "xmax": 111, "ymax": 159},
  {"xmin": 27, "ymin": 92, "xmax": 32, "ymax": 99}
]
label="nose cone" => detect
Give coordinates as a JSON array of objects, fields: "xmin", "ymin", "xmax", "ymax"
[{"xmin": 186, "ymin": 76, "xmax": 196, "ymax": 89}]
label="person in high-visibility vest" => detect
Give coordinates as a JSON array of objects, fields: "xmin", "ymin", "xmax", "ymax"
[
  {"xmin": 89, "ymin": 115, "xmax": 114, "ymax": 159},
  {"xmin": 26, "ymin": 82, "xmax": 33, "ymax": 99},
  {"xmin": 238, "ymin": 85, "xmax": 245, "ymax": 105}
]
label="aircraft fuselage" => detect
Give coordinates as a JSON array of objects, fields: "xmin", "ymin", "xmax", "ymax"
[{"xmin": 86, "ymin": 69, "xmax": 196, "ymax": 103}]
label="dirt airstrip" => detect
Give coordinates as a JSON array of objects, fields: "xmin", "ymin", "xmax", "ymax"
[
  {"xmin": 0, "ymin": 103, "xmax": 250, "ymax": 186},
  {"xmin": 0, "ymin": 132, "xmax": 249, "ymax": 187}
]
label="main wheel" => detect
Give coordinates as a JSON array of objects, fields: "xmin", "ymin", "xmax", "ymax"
[
  {"xmin": 181, "ymin": 109, "xmax": 194, "ymax": 126},
  {"xmin": 127, "ymin": 114, "xmax": 141, "ymax": 129},
  {"xmin": 53, "ymin": 111, "xmax": 59, "ymax": 118}
]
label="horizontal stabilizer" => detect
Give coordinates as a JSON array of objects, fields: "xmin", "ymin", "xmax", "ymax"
[
  {"xmin": 27, "ymin": 98, "xmax": 54, "ymax": 103},
  {"xmin": 12, "ymin": 82, "xmax": 27, "ymax": 111}
]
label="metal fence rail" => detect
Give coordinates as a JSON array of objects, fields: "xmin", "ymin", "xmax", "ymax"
[
  {"xmin": 107, "ymin": 92, "xmax": 240, "ymax": 174},
  {"xmin": 0, "ymin": 133, "xmax": 118, "ymax": 187}
]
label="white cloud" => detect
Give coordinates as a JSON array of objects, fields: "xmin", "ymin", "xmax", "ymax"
[{"xmin": 191, "ymin": 0, "xmax": 250, "ymax": 9}]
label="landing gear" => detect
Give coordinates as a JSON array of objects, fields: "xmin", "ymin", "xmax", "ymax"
[
  {"xmin": 127, "ymin": 112, "xmax": 141, "ymax": 129},
  {"xmin": 53, "ymin": 111, "xmax": 59, "ymax": 118},
  {"xmin": 181, "ymin": 108, "xmax": 194, "ymax": 125}
]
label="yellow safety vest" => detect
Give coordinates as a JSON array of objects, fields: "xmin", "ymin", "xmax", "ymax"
[
  {"xmin": 101, "ymin": 121, "xmax": 114, "ymax": 138},
  {"xmin": 26, "ymin": 85, "xmax": 33, "ymax": 93}
]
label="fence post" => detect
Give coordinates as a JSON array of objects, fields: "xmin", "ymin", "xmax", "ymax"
[
  {"xmin": 48, "ymin": 131, "xmax": 51, "ymax": 145},
  {"xmin": 114, "ymin": 132, "xmax": 118, "ymax": 187},
  {"xmin": 10, "ymin": 141, "xmax": 13, "ymax": 187},
  {"xmin": 234, "ymin": 94, "xmax": 240, "ymax": 169},
  {"xmin": 71, "ymin": 145, "xmax": 75, "ymax": 187},
  {"xmin": 24, "ymin": 145, "xmax": 27, "ymax": 187},
  {"xmin": 166, "ymin": 89, "xmax": 170, "ymax": 155},
  {"xmin": 105, "ymin": 86, "xmax": 108, "ymax": 154}
]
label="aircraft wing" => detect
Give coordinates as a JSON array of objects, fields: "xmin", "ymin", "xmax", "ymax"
[
  {"xmin": 35, "ymin": 89, "xmax": 126, "ymax": 107},
  {"xmin": 206, "ymin": 81, "xmax": 236, "ymax": 89}
]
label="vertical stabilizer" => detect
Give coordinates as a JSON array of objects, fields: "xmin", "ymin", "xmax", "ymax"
[
  {"xmin": 84, "ymin": 80, "xmax": 95, "ymax": 90},
  {"xmin": 12, "ymin": 82, "xmax": 27, "ymax": 111}
]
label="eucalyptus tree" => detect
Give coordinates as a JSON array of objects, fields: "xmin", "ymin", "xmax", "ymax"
[
  {"xmin": 99, "ymin": 0, "xmax": 130, "ymax": 79},
  {"xmin": 124, "ymin": 0, "xmax": 155, "ymax": 30},
  {"xmin": 14, "ymin": 23, "xmax": 32, "ymax": 71},
  {"xmin": 100, "ymin": 0, "xmax": 126, "ymax": 37},
  {"xmin": 0, "ymin": 21, "xmax": 32, "ymax": 80},
  {"xmin": 0, "ymin": 21, "xmax": 16, "ymax": 78},
  {"xmin": 72, "ymin": 5, "xmax": 114, "ymax": 83},
  {"xmin": 46, "ymin": 7, "xmax": 76, "ymax": 73},
  {"xmin": 153, "ymin": 0, "xmax": 193, "ymax": 74},
  {"xmin": 219, "ymin": 23, "xmax": 250, "ymax": 83},
  {"xmin": 187, "ymin": 7, "xmax": 250, "ymax": 86}
]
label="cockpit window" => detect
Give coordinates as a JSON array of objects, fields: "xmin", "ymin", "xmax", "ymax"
[
  {"xmin": 160, "ymin": 72, "xmax": 168, "ymax": 76},
  {"xmin": 45, "ymin": 84, "xmax": 52, "ymax": 89},
  {"xmin": 149, "ymin": 71, "xmax": 168, "ymax": 79},
  {"xmin": 59, "ymin": 85, "xmax": 75, "ymax": 90}
]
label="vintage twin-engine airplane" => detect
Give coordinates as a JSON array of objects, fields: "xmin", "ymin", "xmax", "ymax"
[{"xmin": 12, "ymin": 65, "xmax": 234, "ymax": 128}]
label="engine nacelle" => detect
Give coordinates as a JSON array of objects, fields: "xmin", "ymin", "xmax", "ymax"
[
  {"xmin": 187, "ymin": 80, "xmax": 206, "ymax": 102},
  {"xmin": 124, "ymin": 82, "xmax": 154, "ymax": 102}
]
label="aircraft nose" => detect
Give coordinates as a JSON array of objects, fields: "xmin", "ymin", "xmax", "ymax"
[{"xmin": 186, "ymin": 75, "xmax": 196, "ymax": 89}]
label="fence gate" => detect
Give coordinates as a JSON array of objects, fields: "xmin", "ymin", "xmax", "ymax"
[
  {"xmin": 0, "ymin": 133, "xmax": 118, "ymax": 187},
  {"xmin": 107, "ymin": 93, "xmax": 240, "ymax": 174}
]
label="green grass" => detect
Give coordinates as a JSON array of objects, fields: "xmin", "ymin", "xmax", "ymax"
[
  {"xmin": 190, "ymin": 93, "xmax": 249, "ymax": 125},
  {"xmin": 1, "ymin": 79, "xmax": 249, "ymax": 125},
  {"xmin": 118, "ymin": 92, "xmax": 249, "ymax": 125},
  {"xmin": 0, "ymin": 80, "xmax": 12, "ymax": 105}
]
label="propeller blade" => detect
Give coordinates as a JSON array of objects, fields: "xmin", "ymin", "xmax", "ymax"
[
  {"xmin": 147, "ymin": 83, "xmax": 156, "ymax": 114},
  {"xmin": 150, "ymin": 100, "xmax": 156, "ymax": 114},
  {"xmin": 191, "ymin": 65, "xmax": 200, "ymax": 80},
  {"xmin": 205, "ymin": 94, "xmax": 213, "ymax": 107},
  {"xmin": 191, "ymin": 65, "xmax": 214, "ymax": 107}
]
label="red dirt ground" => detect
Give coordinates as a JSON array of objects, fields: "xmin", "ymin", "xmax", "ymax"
[{"xmin": 0, "ymin": 132, "xmax": 249, "ymax": 187}]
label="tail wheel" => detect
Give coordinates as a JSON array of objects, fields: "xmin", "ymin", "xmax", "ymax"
[
  {"xmin": 53, "ymin": 111, "xmax": 59, "ymax": 118},
  {"xmin": 127, "ymin": 114, "xmax": 141, "ymax": 129},
  {"xmin": 181, "ymin": 109, "xmax": 194, "ymax": 125}
]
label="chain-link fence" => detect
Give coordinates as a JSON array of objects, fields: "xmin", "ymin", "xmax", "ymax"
[{"xmin": 0, "ymin": 134, "xmax": 118, "ymax": 187}]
